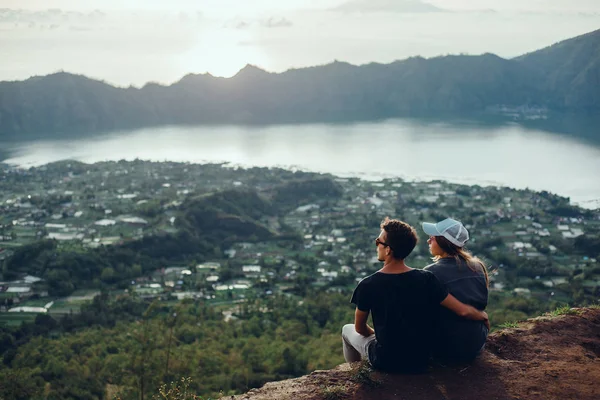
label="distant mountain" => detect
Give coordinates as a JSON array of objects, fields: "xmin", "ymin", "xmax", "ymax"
[
  {"xmin": 515, "ymin": 29, "xmax": 600, "ymax": 110},
  {"xmin": 0, "ymin": 72, "xmax": 158, "ymax": 136},
  {"xmin": 0, "ymin": 29, "xmax": 598, "ymax": 138}
]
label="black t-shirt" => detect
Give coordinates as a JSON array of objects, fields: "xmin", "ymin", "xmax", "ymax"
[
  {"xmin": 350, "ymin": 269, "xmax": 448, "ymax": 373},
  {"xmin": 424, "ymin": 258, "xmax": 489, "ymax": 360}
]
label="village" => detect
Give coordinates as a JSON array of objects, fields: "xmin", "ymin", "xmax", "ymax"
[{"xmin": 0, "ymin": 160, "xmax": 598, "ymax": 327}]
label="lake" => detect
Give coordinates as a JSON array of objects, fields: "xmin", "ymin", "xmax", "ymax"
[{"xmin": 1, "ymin": 117, "xmax": 599, "ymax": 209}]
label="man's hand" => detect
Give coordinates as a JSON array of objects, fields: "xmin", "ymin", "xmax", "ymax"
[
  {"xmin": 354, "ymin": 308, "xmax": 375, "ymax": 337},
  {"xmin": 441, "ymin": 294, "xmax": 488, "ymax": 325},
  {"xmin": 482, "ymin": 311, "xmax": 490, "ymax": 330}
]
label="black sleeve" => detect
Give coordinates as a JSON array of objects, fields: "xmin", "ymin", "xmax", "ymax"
[
  {"xmin": 428, "ymin": 272, "xmax": 449, "ymax": 304},
  {"xmin": 350, "ymin": 279, "xmax": 372, "ymax": 312}
]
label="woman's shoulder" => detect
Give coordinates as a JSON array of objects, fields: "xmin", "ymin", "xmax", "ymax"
[
  {"xmin": 424, "ymin": 258, "xmax": 456, "ymax": 272},
  {"xmin": 423, "ymin": 262, "xmax": 436, "ymax": 271}
]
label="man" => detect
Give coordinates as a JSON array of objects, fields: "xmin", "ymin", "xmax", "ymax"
[{"xmin": 342, "ymin": 218, "xmax": 489, "ymax": 373}]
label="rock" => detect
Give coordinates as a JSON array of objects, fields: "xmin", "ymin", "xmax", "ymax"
[{"xmin": 221, "ymin": 308, "xmax": 600, "ymax": 400}]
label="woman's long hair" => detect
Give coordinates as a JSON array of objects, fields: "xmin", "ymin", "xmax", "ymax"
[{"xmin": 433, "ymin": 235, "xmax": 489, "ymax": 287}]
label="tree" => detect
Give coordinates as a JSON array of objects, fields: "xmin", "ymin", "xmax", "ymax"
[
  {"xmin": 101, "ymin": 267, "xmax": 117, "ymax": 283},
  {"xmin": 0, "ymin": 368, "xmax": 44, "ymax": 400}
]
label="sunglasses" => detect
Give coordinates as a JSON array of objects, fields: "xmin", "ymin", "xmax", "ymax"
[{"xmin": 375, "ymin": 238, "xmax": 390, "ymax": 248}]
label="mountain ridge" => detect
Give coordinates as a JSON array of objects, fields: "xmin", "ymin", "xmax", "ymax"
[
  {"xmin": 0, "ymin": 29, "xmax": 598, "ymax": 138},
  {"xmin": 6, "ymin": 28, "xmax": 599, "ymax": 87}
]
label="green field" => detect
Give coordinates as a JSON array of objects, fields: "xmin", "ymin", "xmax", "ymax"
[
  {"xmin": 47, "ymin": 297, "xmax": 91, "ymax": 316},
  {"xmin": 0, "ymin": 312, "xmax": 38, "ymax": 327},
  {"xmin": 18, "ymin": 298, "xmax": 52, "ymax": 307},
  {"xmin": 0, "ymin": 241, "xmax": 24, "ymax": 248},
  {"xmin": 582, "ymin": 280, "xmax": 600, "ymax": 288},
  {"xmin": 67, "ymin": 289, "xmax": 100, "ymax": 297},
  {"xmin": 0, "ymin": 292, "xmax": 18, "ymax": 300}
]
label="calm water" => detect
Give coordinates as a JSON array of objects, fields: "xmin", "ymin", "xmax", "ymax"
[{"xmin": 1, "ymin": 118, "xmax": 599, "ymax": 209}]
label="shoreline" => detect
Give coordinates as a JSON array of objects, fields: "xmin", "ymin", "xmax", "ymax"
[{"xmin": 1, "ymin": 158, "xmax": 598, "ymax": 211}]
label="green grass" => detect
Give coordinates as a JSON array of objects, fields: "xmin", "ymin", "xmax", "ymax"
[
  {"xmin": 18, "ymin": 298, "xmax": 53, "ymax": 307},
  {"xmin": 582, "ymin": 280, "xmax": 600, "ymax": 288},
  {"xmin": 547, "ymin": 305, "xmax": 580, "ymax": 317},
  {"xmin": 350, "ymin": 360, "xmax": 381, "ymax": 387},
  {"xmin": 68, "ymin": 289, "xmax": 101, "ymax": 297},
  {"xmin": 320, "ymin": 384, "xmax": 349, "ymax": 400},
  {"xmin": 0, "ymin": 292, "xmax": 18, "ymax": 300},
  {"xmin": 0, "ymin": 313, "xmax": 37, "ymax": 327},
  {"xmin": 53, "ymin": 298, "xmax": 84, "ymax": 307},
  {"xmin": 0, "ymin": 241, "xmax": 24, "ymax": 248},
  {"xmin": 48, "ymin": 299, "xmax": 85, "ymax": 315},
  {"xmin": 50, "ymin": 302, "xmax": 80, "ymax": 310},
  {"xmin": 499, "ymin": 321, "xmax": 520, "ymax": 329},
  {"xmin": 145, "ymin": 377, "xmax": 220, "ymax": 400}
]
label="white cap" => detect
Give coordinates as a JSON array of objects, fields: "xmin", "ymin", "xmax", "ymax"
[{"xmin": 422, "ymin": 218, "xmax": 469, "ymax": 247}]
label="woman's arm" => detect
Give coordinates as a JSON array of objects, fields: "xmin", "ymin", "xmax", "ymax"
[
  {"xmin": 440, "ymin": 294, "xmax": 490, "ymax": 329},
  {"xmin": 354, "ymin": 308, "xmax": 375, "ymax": 337}
]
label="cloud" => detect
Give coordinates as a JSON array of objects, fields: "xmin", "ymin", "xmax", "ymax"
[
  {"xmin": 235, "ymin": 20, "xmax": 250, "ymax": 30},
  {"xmin": 425, "ymin": 0, "xmax": 600, "ymax": 15},
  {"xmin": 0, "ymin": 8, "xmax": 106, "ymax": 24},
  {"xmin": 176, "ymin": 10, "xmax": 203, "ymax": 24},
  {"xmin": 237, "ymin": 40, "xmax": 255, "ymax": 46},
  {"xmin": 69, "ymin": 25, "xmax": 93, "ymax": 31},
  {"xmin": 228, "ymin": 16, "xmax": 293, "ymax": 30},
  {"xmin": 260, "ymin": 17, "xmax": 293, "ymax": 28},
  {"xmin": 333, "ymin": 0, "xmax": 444, "ymax": 13}
]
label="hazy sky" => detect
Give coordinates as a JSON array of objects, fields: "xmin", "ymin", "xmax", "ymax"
[{"xmin": 1, "ymin": 0, "xmax": 599, "ymax": 86}]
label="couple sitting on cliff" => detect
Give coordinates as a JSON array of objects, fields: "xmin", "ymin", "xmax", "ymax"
[{"xmin": 342, "ymin": 217, "xmax": 489, "ymax": 373}]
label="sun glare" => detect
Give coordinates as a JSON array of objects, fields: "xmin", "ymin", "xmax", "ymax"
[{"xmin": 179, "ymin": 28, "xmax": 270, "ymax": 78}]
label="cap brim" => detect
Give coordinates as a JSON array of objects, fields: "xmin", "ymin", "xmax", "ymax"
[{"xmin": 422, "ymin": 222, "xmax": 441, "ymax": 236}]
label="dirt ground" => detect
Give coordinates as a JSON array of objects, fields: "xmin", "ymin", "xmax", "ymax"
[{"xmin": 223, "ymin": 308, "xmax": 600, "ymax": 400}]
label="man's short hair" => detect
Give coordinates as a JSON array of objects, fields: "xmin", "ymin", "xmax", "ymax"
[{"xmin": 380, "ymin": 217, "xmax": 418, "ymax": 260}]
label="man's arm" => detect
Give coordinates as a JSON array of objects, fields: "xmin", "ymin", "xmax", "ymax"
[
  {"xmin": 440, "ymin": 294, "xmax": 490, "ymax": 330},
  {"xmin": 354, "ymin": 308, "xmax": 375, "ymax": 337}
]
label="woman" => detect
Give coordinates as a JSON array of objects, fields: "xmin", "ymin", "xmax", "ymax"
[{"xmin": 422, "ymin": 218, "xmax": 489, "ymax": 362}]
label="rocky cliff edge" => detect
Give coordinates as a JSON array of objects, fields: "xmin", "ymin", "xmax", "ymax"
[{"xmin": 221, "ymin": 307, "xmax": 600, "ymax": 400}]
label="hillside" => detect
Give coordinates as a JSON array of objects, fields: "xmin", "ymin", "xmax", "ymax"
[
  {"xmin": 1, "ymin": 160, "xmax": 599, "ymax": 399},
  {"xmin": 0, "ymin": 29, "xmax": 598, "ymax": 138},
  {"xmin": 223, "ymin": 307, "xmax": 600, "ymax": 400},
  {"xmin": 516, "ymin": 29, "xmax": 600, "ymax": 110}
]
